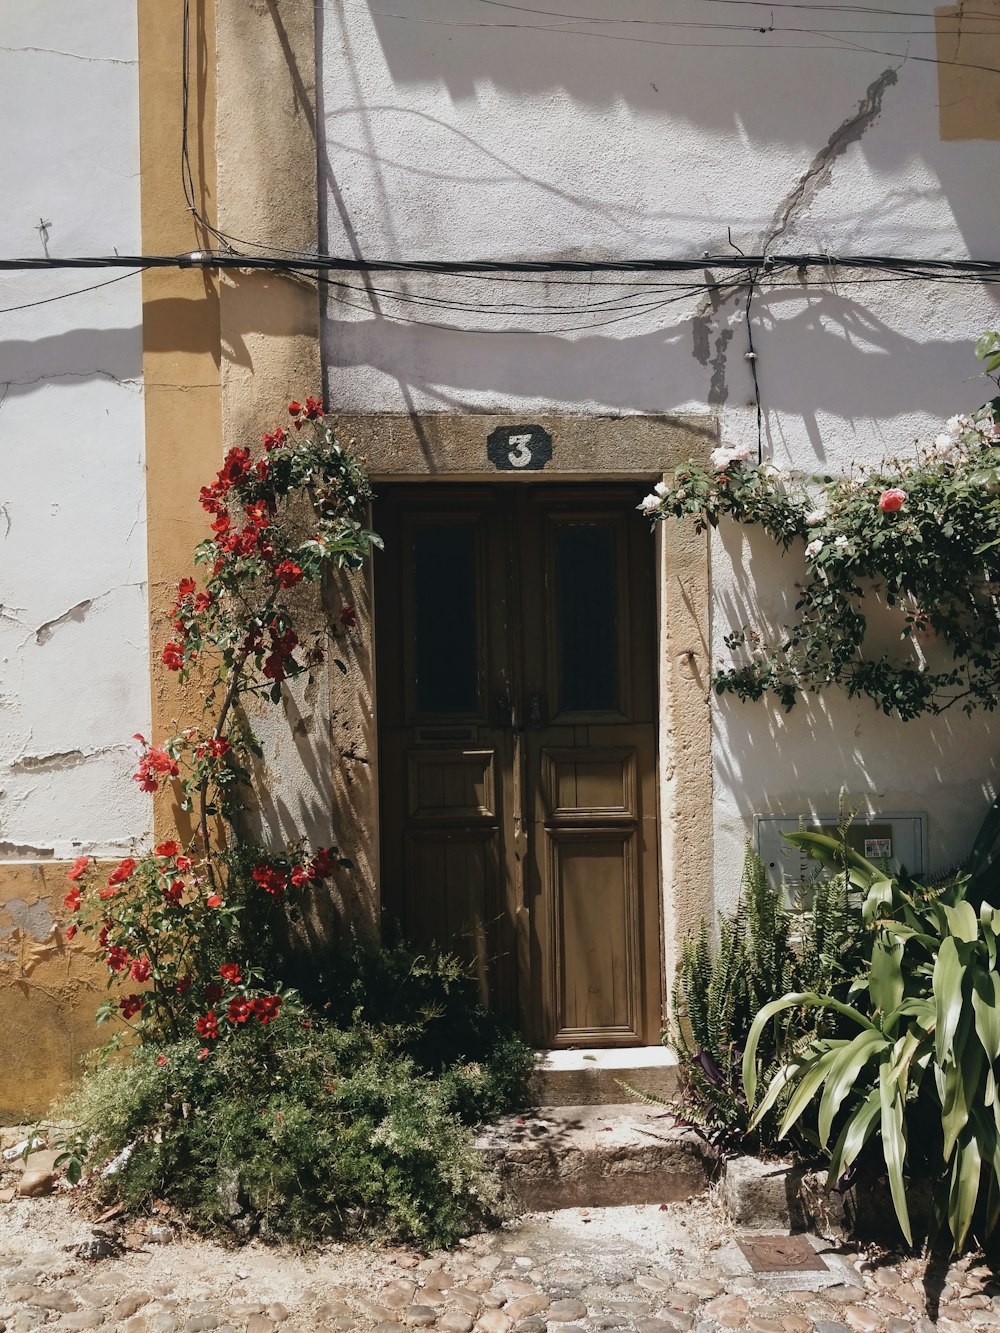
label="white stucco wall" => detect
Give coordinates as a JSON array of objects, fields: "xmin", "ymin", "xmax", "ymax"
[
  {"xmin": 0, "ymin": 2, "xmax": 149, "ymax": 859},
  {"xmin": 318, "ymin": 1, "xmax": 1000, "ymax": 909}
]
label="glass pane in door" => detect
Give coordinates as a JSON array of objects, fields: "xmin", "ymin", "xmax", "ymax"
[
  {"xmin": 555, "ymin": 522, "xmax": 618, "ymax": 712},
  {"xmin": 412, "ymin": 523, "xmax": 478, "ymax": 715}
]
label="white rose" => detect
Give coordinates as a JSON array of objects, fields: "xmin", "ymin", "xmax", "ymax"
[
  {"xmin": 804, "ymin": 539, "xmax": 824, "ymax": 558},
  {"xmin": 834, "ymin": 535, "xmax": 849, "ymax": 549},
  {"xmin": 805, "ymin": 508, "xmax": 826, "ymax": 526},
  {"xmin": 639, "ymin": 494, "xmax": 662, "ymax": 515},
  {"xmin": 654, "ymin": 481, "xmax": 670, "ymax": 496}
]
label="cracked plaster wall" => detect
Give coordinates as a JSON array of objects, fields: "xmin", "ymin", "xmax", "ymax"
[
  {"xmin": 0, "ymin": 1, "xmax": 151, "ymax": 862},
  {"xmin": 320, "ymin": 2, "xmax": 1000, "ymax": 915}
]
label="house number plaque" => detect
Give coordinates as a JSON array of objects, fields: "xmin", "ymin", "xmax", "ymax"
[{"xmin": 487, "ymin": 424, "xmax": 552, "ymax": 471}]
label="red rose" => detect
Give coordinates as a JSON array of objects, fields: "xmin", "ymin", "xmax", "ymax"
[
  {"xmin": 227, "ymin": 997, "xmax": 253, "ymax": 1025},
  {"xmin": 107, "ymin": 857, "xmax": 137, "ymax": 886},
  {"xmin": 288, "ymin": 401, "xmax": 302, "ymax": 416},
  {"xmin": 120, "ymin": 994, "xmax": 144, "ymax": 1019},
  {"xmin": 64, "ymin": 888, "xmax": 81, "ymax": 913},
  {"xmin": 106, "ymin": 946, "xmax": 130, "ymax": 973},
  {"xmin": 878, "ymin": 487, "xmax": 907, "ymax": 513},
  {"xmin": 176, "ymin": 974, "xmax": 192, "ymax": 995},
  {"xmin": 206, "ymin": 894, "xmax": 223, "ymax": 908},
  {"xmin": 309, "ymin": 847, "xmax": 337, "ymax": 880},
  {"xmin": 157, "ymin": 1054, "xmax": 167, "ymax": 1067},
  {"xmin": 130, "ymin": 957, "xmax": 152, "ymax": 982},
  {"xmin": 290, "ymin": 865, "xmax": 310, "ymax": 889},
  {"xmin": 66, "ymin": 855, "xmax": 90, "ymax": 882},
  {"xmin": 274, "ymin": 560, "xmax": 303, "ymax": 589},
  {"xmin": 162, "ymin": 880, "xmax": 185, "ymax": 904},
  {"xmin": 339, "ymin": 604, "xmax": 357, "ymax": 630},
  {"xmin": 65, "ymin": 924, "xmax": 78, "ymax": 941},
  {"xmin": 175, "ymin": 856, "xmax": 194, "ymax": 873},
  {"xmin": 195, "ymin": 1012, "xmax": 219, "ymax": 1040},
  {"xmin": 204, "ymin": 982, "xmax": 224, "ymax": 1005},
  {"xmin": 252, "ymin": 864, "xmax": 287, "ymax": 896},
  {"xmin": 197, "ymin": 1047, "xmax": 211, "ymax": 1061},
  {"xmin": 162, "ymin": 642, "xmax": 185, "ymax": 671},
  {"xmin": 219, "ymin": 964, "xmax": 242, "ymax": 985},
  {"xmin": 251, "ymin": 995, "xmax": 282, "ymax": 1025},
  {"xmin": 177, "ymin": 577, "xmax": 196, "ymax": 600},
  {"xmin": 155, "ymin": 840, "xmax": 180, "ymax": 858}
]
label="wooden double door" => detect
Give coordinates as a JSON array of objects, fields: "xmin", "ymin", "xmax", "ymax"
[{"xmin": 374, "ymin": 485, "xmax": 661, "ymax": 1046}]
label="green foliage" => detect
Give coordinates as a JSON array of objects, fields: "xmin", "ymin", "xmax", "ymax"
[
  {"xmin": 744, "ymin": 831, "xmax": 1000, "ymax": 1254},
  {"xmin": 58, "ymin": 948, "xmax": 534, "ymax": 1248},
  {"xmin": 640, "ymin": 344, "xmax": 1000, "ymax": 718},
  {"xmin": 670, "ymin": 844, "xmax": 862, "ymax": 1152}
]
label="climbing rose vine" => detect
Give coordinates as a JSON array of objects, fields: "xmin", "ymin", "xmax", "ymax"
[
  {"xmin": 640, "ymin": 340, "xmax": 1000, "ymax": 720},
  {"xmin": 64, "ymin": 400, "xmax": 381, "ymax": 1046}
]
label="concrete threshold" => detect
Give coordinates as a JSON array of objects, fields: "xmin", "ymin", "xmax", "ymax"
[
  {"xmin": 528, "ymin": 1045, "xmax": 679, "ymax": 1107},
  {"xmin": 477, "ymin": 1102, "xmax": 710, "ymax": 1211}
]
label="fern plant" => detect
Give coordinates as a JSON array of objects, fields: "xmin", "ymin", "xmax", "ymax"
[{"xmin": 668, "ymin": 843, "xmax": 863, "ymax": 1154}]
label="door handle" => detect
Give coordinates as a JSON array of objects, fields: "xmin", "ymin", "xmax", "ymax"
[{"xmin": 493, "ymin": 690, "xmax": 514, "ymax": 727}]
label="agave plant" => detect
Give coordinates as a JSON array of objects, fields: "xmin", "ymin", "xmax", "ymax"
[{"xmin": 743, "ymin": 831, "xmax": 1000, "ymax": 1252}]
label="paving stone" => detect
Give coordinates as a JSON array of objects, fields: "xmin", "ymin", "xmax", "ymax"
[
  {"xmin": 885, "ymin": 1321, "xmax": 913, "ymax": 1333},
  {"xmin": 702, "ymin": 1296, "xmax": 749, "ymax": 1329},
  {"xmin": 373, "ymin": 1324, "xmax": 405, "ymax": 1333},
  {"xmin": 848, "ymin": 1311, "xmax": 885, "ymax": 1333},
  {"xmin": 475, "ymin": 1312, "xmax": 511, "ymax": 1333},
  {"xmin": 825, "ymin": 1288, "xmax": 867, "ymax": 1306},
  {"xmin": 184, "ymin": 1319, "xmax": 218, "ymax": 1332},
  {"xmin": 246, "ymin": 1320, "xmax": 274, "ymax": 1333},
  {"xmin": 437, "ymin": 1314, "xmax": 474, "ymax": 1333},
  {"xmin": 546, "ymin": 1301, "xmax": 587, "ymax": 1323},
  {"xmin": 29, "ymin": 1290, "xmax": 78, "ymax": 1314},
  {"xmin": 404, "ymin": 1307, "xmax": 437, "ymax": 1327},
  {"xmin": 506, "ymin": 1297, "xmax": 549, "ymax": 1322},
  {"xmin": 777, "ymin": 1318, "xmax": 810, "ymax": 1333},
  {"xmin": 315, "ymin": 1303, "xmax": 354, "ymax": 1320},
  {"xmin": 450, "ymin": 1293, "xmax": 483, "ymax": 1317},
  {"xmin": 747, "ymin": 1320, "xmax": 785, "ymax": 1333},
  {"xmin": 54, "ymin": 1315, "xmax": 105, "ymax": 1331},
  {"xmin": 813, "ymin": 1325, "xmax": 851, "ymax": 1333},
  {"xmin": 675, "ymin": 1280, "xmax": 723, "ymax": 1300},
  {"xmin": 501, "ymin": 1283, "xmax": 538, "ymax": 1301},
  {"xmin": 384, "ymin": 1284, "xmax": 420, "ymax": 1309},
  {"xmin": 513, "ymin": 1321, "xmax": 547, "ymax": 1333},
  {"xmin": 267, "ymin": 1307, "xmax": 291, "ymax": 1325},
  {"xmin": 116, "ymin": 1294, "xmax": 154, "ymax": 1321},
  {"xmin": 146, "ymin": 1318, "xmax": 178, "ymax": 1333},
  {"xmin": 482, "ymin": 1292, "xmax": 506, "ymax": 1310}
]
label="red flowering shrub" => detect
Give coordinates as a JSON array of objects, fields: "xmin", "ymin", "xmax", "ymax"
[{"xmin": 62, "ymin": 399, "xmax": 379, "ymax": 1049}]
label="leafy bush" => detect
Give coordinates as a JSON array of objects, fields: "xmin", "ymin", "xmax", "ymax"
[
  {"xmin": 669, "ymin": 843, "xmax": 863, "ymax": 1152},
  {"xmin": 59, "ymin": 950, "xmax": 533, "ymax": 1248},
  {"xmin": 745, "ymin": 832, "xmax": 1000, "ymax": 1253}
]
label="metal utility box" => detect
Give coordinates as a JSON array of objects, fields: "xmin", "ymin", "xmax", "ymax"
[{"xmin": 754, "ymin": 812, "xmax": 928, "ymax": 895}]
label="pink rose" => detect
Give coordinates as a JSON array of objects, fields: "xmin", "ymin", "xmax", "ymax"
[{"xmin": 878, "ymin": 488, "xmax": 907, "ymax": 513}]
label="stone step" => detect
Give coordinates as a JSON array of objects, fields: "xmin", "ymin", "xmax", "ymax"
[
  {"xmin": 528, "ymin": 1046, "xmax": 680, "ymax": 1107},
  {"xmin": 476, "ymin": 1102, "xmax": 710, "ymax": 1211}
]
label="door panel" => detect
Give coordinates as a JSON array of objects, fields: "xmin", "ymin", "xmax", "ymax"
[{"xmin": 375, "ymin": 484, "xmax": 660, "ymax": 1046}]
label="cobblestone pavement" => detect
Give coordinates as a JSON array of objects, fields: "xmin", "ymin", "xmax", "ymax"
[{"xmin": 1, "ymin": 1188, "xmax": 999, "ymax": 1333}]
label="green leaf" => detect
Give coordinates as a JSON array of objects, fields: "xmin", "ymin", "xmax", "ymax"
[
  {"xmin": 776, "ymin": 1042, "xmax": 850, "ymax": 1140},
  {"xmin": 870, "ymin": 935, "xmax": 904, "ymax": 1016},
  {"xmin": 827, "ymin": 1086, "xmax": 881, "ymax": 1186},
  {"xmin": 781, "ymin": 831, "xmax": 883, "ymax": 892},
  {"xmin": 972, "ymin": 970, "xmax": 1000, "ymax": 1065},
  {"xmin": 743, "ymin": 992, "xmax": 879, "ymax": 1107},
  {"xmin": 817, "ymin": 1028, "xmax": 887, "ymax": 1149},
  {"xmin": 878, "ymin": 1056, "xmax": 912, "ymax": 1245},
  {"xmin": 942, "ymin": 901, "xmax": 978, "ymax": 944},
  {"xmin": 948, "ymin": 1126, "xmax": 983, "ymax": 1253},
  {"xmin": 934, "ymin": 936, "xmax": 968, "ymax": 1066}
]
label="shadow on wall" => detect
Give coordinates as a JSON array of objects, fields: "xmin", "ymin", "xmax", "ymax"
[{"xmin": 324, "ymin": 290, "xmax": 999, "ymax": 426}]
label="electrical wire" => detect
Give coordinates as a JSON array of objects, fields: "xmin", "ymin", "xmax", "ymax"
[{"xmin": 0, "ymin": 268, "xmax": 147, "ymax": 316}]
